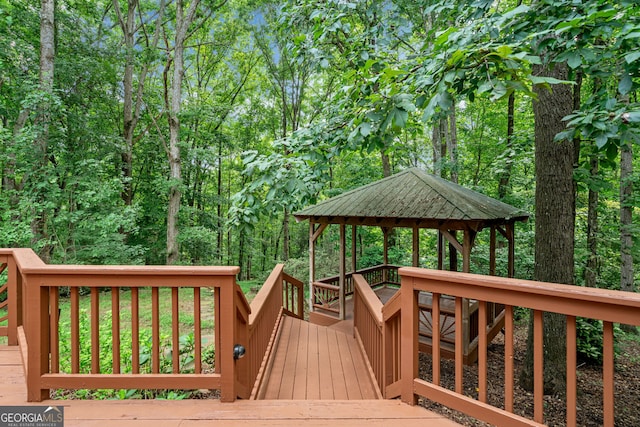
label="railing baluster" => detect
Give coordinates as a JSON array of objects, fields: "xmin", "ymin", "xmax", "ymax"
[
  {"xmin": 112, "ymin": 287, "xmax": 120, "ymax": 374},
  {"xmin": 172, "ymin": 287, "xmax": 179, "ymax": 373},
  {"xmin": 533, "ymin": 309, "xmax": 544, "ymax": 424},
  {"xmin": 432, "ymin": 293, "xmax": 441, "ymax": 386},
  {"xmin": 566, "ymin": 315, "xmax": 577, "ymax": 427},
  {"xmin": 131, "ymin": 287, "xmax": 139, "ymax": 374},
  {"xmin": 504, "ymin": 305, "xmax": 514, "ymax": 413},
  {"xmin": 71, "ymin": 287, "xmax": 80, "ymax": 373},
  {"xmin": 603, "ymin": 321, "xmax": 615, "ymax": 427},
  {"xmin": 152, "ymin": 287, "xmax": 160, "ymax": 374},
  {"xmin": 478, "ymin": 300, "xmax": 487, "ymax": 403},
  {"xmin": 49, "ymin": 286, "xmax": 59, "ymax": 374},
  {"xmin": 194, "ymin": 287, "xmax": 202, "ymax": 374},
  {"xmin": 91, "ymin": 287, "xmax": 100, "ymax": 374},
  {"xmin": 455, "ymin": 296, "xmax": 464, "ymax": 394},
  {"xmin": 214, "ymin": 286, "xmax": 221, "ymax": 374}
]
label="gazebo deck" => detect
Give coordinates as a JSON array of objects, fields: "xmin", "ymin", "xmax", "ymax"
[{"xmin": 0, "ymin": 329, "xmax": 460, "ymax": 426}]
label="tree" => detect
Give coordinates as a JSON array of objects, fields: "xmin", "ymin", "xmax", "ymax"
[
  {"xmin": 28, "ymin": 0, "xmax": 56, "ymax": 262},
  {"xmin": 162, "ymin": 0, "xmax": 228, "ymax": 264},
  {"xmin": 112, "ymin": 0, "xmax": 165, "ymax": 206},
  {"xmin": 521, "ymin": 57, "xmax": 575, "ymax": 394}
]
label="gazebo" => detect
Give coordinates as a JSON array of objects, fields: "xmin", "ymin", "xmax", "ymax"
[{"xmin": 293, "ymin": 168, "xmax": 529, "ymax": 363}]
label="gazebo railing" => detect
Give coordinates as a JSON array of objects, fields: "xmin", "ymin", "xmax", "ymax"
[{"xmin": 312, "ymin": 264, "xmax": 401, "ymax": 314}]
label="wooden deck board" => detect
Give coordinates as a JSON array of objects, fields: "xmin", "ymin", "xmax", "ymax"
[
  {"xmin": 0, "ymin": 340, "xmax": 460, "ymax": 426},
  {"xmin": 292, "ymin": 319, "xmax": 309, "ymax": 398},
  {"xmin": 317, "ymin": 323, "xmax": 334, "ymax": 399},
  {"xmin": 326, "ymin": 327, "xmax": 350, "ymax": 399},
  {"xmin": 305, "ymin": 322, "xmax": 321, "ymax": 399}
]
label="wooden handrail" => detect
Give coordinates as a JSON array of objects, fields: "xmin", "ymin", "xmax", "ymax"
[
  {"xmin": 353, "ymin": 274, "xmax": 384, "ymax": 397},
  {"xmin": 381, "ymin": 288, "xmax": 401, "ymax": 322},
  {"xmin": 312, "ymin": 281, "xmax": 340, "ymax": 291},
  {"xmin": 399, "ymin": 267, "xmax": 640, "ymax": 427},
  {"xmin": 354, "ymin": 274, "xmax": 383, "ymax": 325}
]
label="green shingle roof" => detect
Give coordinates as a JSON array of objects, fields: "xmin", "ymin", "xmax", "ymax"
[{"xmin": 293, "ymin": 168, "xmax": 529, "ymax": 230}]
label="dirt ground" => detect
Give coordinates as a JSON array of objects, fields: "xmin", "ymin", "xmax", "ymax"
[{"xmin": 418, "ymin": 323, "xmax": 640, "ymax": 426}]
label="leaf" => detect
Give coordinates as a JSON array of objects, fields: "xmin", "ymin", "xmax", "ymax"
[
  {"xmin": 435, "ymin": 27, "xmax": 456, "ymax": 48},
  {"xmin": 595, "ymin": 133, "xmax": 608, "ymax": 149},
  {"xmin": 490, "ymin": 82, "xmax": 508, "ymax": 101},
  {"xmin": 437, "ymin": 91, "xmax": 453, "ymax": 110},
  {"xmin": 567, "ymin": 52, "xmax": 581, "ymax": 69},
  {"xmin": 530, "ymin": 75, "xmax": 571, "ymax": 86},
  {"xmin": 496, "ymin": 45, "xmax": 512, "ymax": 58},
  {"xmin": 359, "ymin": 122, "xmax": 372, "ymax": 137},
  {"xmin": 618, "ymin": 73, "xmax": 633, "ymax": 95},
  {"xmin": 447, "ymin": 49, "xmax": 465, "ymax": 66},
  {"xmin": 625, "ymin": 111, "xmax": 640, "ymax": 123},
  {"xmin": 624, "ymin": 51, "xmax": 640, "ymax": 64}
]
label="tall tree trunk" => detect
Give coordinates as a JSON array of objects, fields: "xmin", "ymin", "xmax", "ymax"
[
  {"xmin": 381, "ymin": 150, "xmax": 391, "ymax": 177},
  {"xmin": 165, "ymin": 0, "xmax": 201, "ymax": 265},
  {"xmin": 431, "ymin": 123, "xmax": 441, "ymax": 176},
  {"xmin": 283, "ymin": 207, "xmax": 290, "ymax": 261},
  {"xmin": 620, "ymin": 139, "xmax": 635, "ymax": 332},
  {"xmin": 115, "ymin": 0, "xmax": 136, "ymax": 206},
  {"xmin": 585, "ymin": 154, "xmax": 599, "ymax": 288},
  {"xmin": 113, "ymin": 0, "xmax": 164, "ymax": 206},
  {"xmin": 520, "ymin": 60, "xmax": 574, "ymax": 395},
  {"xmin": 31, "ymin": 0, "xmax": 55, "ymax": 262},
  {"xmin": 498, "ymin": 93, "xmax": 516, "ymax": 199},
  {"xmin": 216, "ymin": 141, "xmax": 223, "ymax": 263},
  {"xmin": 447, "ymin": 106, "xmax": 458, "ymax": 184}
]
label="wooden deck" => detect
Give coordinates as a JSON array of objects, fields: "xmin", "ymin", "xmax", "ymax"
[
  {"xmin": 260, "ymin": 315, "xmax": 379, "ymax": 399},
  {"xmin": 0, "ymin": 344, "xmax": 460, "ymax": 426}
]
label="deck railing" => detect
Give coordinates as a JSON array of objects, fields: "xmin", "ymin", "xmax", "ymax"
[
  {"xmin": 0, "ymin": 249, "xmax": 303, "ymax": 403},
  {"xmin": 398, "ymin": 267, "xmax": 640, "ymax": 427},
  {"xmin": 353, "ymin": 274, "xmax": 403, "ymax": 399}
]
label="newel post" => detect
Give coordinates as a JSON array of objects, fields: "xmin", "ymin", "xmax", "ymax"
[
  {"xmin": 26, "ymin": 274, "xmax": 50, "ymax": 402},
  {"xmin": 400, "ymin": 269, "xmax": 419, "ymax": 405},
  {"xmin": 7, "ymin": 256, "xmax": 18, "ymax": 345},
  {"xmin": 218, "ymin": 276, "xmax": 237, "ymax": 402}
]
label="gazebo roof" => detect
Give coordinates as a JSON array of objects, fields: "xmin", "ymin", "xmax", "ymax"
[{"xmin": 293, "ymin": 168, "xmax": 529, "ymax": 230}]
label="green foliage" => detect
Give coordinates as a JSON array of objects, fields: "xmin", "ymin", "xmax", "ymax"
[
  {"xmin": 0, "ymin": 0, "xmax": 637, "ymax": 292},
  {"xmin": 576, "ymin": 317, "xmax": 623, "ymax": 365}
]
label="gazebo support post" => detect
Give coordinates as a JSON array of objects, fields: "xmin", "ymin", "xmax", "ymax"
[
  {"xmin": 490, "ymin": 226, "xmax": 497, "ymax": 276},
  {"xmin": 412, "ymin": 225, "xmax": 420, "ymax": 267},
  {"xmin": 507, "ymin": 222, "xmax": 515, "ymax": 278},
  {"xmin": 462, "ymin": 228, "xmax": 476, "ymax": 274},
  {"xmin": 309, "ymin": 222, "xmax": 315, "ymax": 315},
  {"xmin": 351, "ymin": 225, "xmax": 357, "ymax": 273},
  {"xmin": 437, "ymin": 231, "xmax": 444, "ymax": 270},
  {"xmin": 449, "ymin": 230, "xmax": 458, "ymax": 272},
  {"xmin": 339, "ymin": 223, "xmax": 346, "ymax": 320},
  {"xmin": 383, "ymin": 227, "xmax": 390, "ymax": 283},
  {"xmin": 309, "ymin": 222, "xmax": 328, "ymax": 317}
]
